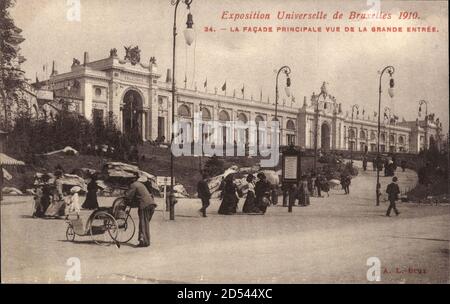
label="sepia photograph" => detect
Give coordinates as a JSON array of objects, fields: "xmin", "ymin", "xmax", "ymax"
[{"xmin": 0, "ymin": 0, "xmax": 449, "ymax": 287}]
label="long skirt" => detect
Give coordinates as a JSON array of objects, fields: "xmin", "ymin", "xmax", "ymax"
[
  {"xmin": 34, "ymin": 195, "xmax": 50, "ymax": 218},
  {"xmin": 40, "ymin": 195, "xmax": 51, "ymax": 215},
  {"xmin": 218, "ymin": 193, "xmax": 237, "ymax": 215},
  {"xmin": 138, "ymin": 205, "xmax": 155, "ymax": 246},
  {"xmin": 82, "ymin": 191, "xmax": 99, "ymax": 210},
  {"xmin": 44, "ymin": 200, "xmax": 66, "ymax": 217},
  {"xmin": 242, "ymin": 191, "xmax": 259, "ymax": 213},
  {"xmin": 298, "ymin": 190, "xmax": 310, "ymax": 206},
  {"xmin": 255, "ymin": 195, "xmax": 270, "ymax": 214}
]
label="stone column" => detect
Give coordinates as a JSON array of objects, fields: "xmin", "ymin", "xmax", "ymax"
[
  {"xmin": 82, "ymin": 80, "xmax": 93, "ymax": 120},
  {"xmin": 109, "ymin": 82, "xmax": 122, "ymax": 132}
]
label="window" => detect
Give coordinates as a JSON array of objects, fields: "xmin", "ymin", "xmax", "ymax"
[
  {"xmin": 349, "ymin": 129, "xmax": 356, "ymax": 139},
  {"xmin": 201, "ymin": 107, "xmax": 211, "ymax": 121},
  {"xmin": 287, "ymin": 134, "xmax": 296, "ymax": 145},
  {"xmin": 178, "ymin": 104, "xmax": 191, "ymax": 118},
  {"xmin": 158, "ymin": 117, "xmax": 165, "ymax": 140},
  {"xmin": 255, "ymin": 115, "xmax": 264, "ymax": 125},
  {"xmin": 218, "ymin": 110, "xmax": 230, "ymax": 122},
  {"xmin": 95, "ymin": 87, "xmax": 102, "ymax": 97},
  {"xmin": 359, "ymin": 130, "xmax": 366, "ymax": 140},
  {"xmin": 237, "ymin": 113, "xmax": 248, "ymax": 123},
  {"xmin": 286, "ymin": 120, "xmax": 296, "ymax": 130},
  {"xmin": 389, "ymin": 134, "xmax": 395, "ymax": 143}
]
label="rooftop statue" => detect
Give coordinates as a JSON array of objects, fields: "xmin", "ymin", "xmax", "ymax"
[
  {"xmin": 109, "ymin": 48, "xmax": 118, "ymax": 57},
  {"xmin": 124, "ymin": 46, "xmax": 141, "ymax": 65},
  {"xmin": 72, "ymin": 58, "xmax": 80, "ymax": 66}
]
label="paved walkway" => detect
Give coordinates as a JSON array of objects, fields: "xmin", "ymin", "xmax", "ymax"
[{"xmin": 1, "ymin": 164, "xmax": 449, "ymax": 283}]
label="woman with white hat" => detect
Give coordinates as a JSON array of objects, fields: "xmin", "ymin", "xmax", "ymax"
[{"xmin": 67, "ymin": 186, "xmax": 81, "ymax": 217}]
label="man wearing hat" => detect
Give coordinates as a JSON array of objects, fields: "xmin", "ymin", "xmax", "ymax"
[
  {"xmin": 126, "ymin": 173, "xmax": 157, "ymax": 247},
  {"xmin": 255, "ymin": 172, "xmax": 271, "ymax": 214},
  {"xmin": 386, "ymin": 176, "xmax": 400, "ymax": 217},
  {"xmin": 197, "ymin": 171, "xmax": 211, "ymax": 217}
]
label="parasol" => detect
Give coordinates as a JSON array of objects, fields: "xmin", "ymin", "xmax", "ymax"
[
  {"xmin": 0, "ymin": 153, "xmax": 25, "ymax": 201},
  {"xmin": 259, "ymin": 170, "xmax": 280, "ymax": 186},
  {"xmin": 0, "ymin": 153, "xmax": 25, "ymax": 166}
]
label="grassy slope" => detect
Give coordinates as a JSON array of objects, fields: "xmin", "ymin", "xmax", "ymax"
[{"xmin": 6, "ymin": 142, "xmax": 340, "ymax": 195}]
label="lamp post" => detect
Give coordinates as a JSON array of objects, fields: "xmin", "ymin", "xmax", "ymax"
[
  {"xmin": 170, "ymin": 0, "xmax": 195, "ymax": 221},
  {"xmin": 313, "ymin": 82, "xmax": 328, "ymax": 174},
  {"xmin": 384, "ymin": 106, "xmax": 392, "ymax": 152},
  {"xmin": 418, "ymin": 100, "xmax": 428, "ymax": 151},
  {"xmin": 274, "ymin": 66, "xmax": 291, "ymax": 147},
  {"xmin": 376, "ymin": 66, "xmax": 395, "ymax": 206},
  {"xmin": 199, "ymin": 101, "xmax": 204, "ymax": 171},
  {"xmin": 350, "ymin": 104, "xmax": 359, "ymax": 163}
]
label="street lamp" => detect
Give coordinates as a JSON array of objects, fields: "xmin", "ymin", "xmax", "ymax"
[
  {"xmin": 418, "ymin": 100, "xmax": 428, "ymax": 151},
  {"xmin": 170, "ymin": 0, "xmax": 194, "ymax": 221},
  {"xmin": 274, "ymin": 66, "xmax": 291, "ymax": 146},
  {"xmin": 313, "ymin": 82, "xmax": 328, "ymax": 174},
  {"xmin": 199, "ymin": 102, "xmax": 204, "ymax": 171},
  {"xmin": 384, "ymin": 106, "xmax": 392, "ymax": 152},
  {"xmin": 350, "ymin": 104, "xmax": 359, "ymax": 163},
  {"xmin": 376, "ymin": 66, "xmax": 395, "ymax": 206}
]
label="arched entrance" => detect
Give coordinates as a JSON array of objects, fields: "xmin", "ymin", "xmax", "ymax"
[
  {"xmin": 177, "ymin": 104, "xmax": 192, "ymax": 145},
  {"xmin": 236, "ymin": 113, "xmax": 249, "ymax": 145},
  {"xmin": 321, "ymin": 123, "xmax": 331, "ymax": 151},
  {"xmin": 122, "ymin": 90, "xmax": 143, "ymax": 143},
  {"xmin": 286, "ymin": 120, "xmax": 296, "ymax": 146},
  {"xmin": 218, "ymin": 110, "xmax": 230, "ymax": 146},
  {"xmin": 255, "ymin": 115, "xmax": 265, "ymax": 150}
]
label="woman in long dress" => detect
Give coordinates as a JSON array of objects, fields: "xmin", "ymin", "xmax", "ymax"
[
  {"xmin": 39, "ymin": 181, "xmax": 52, "ymax": 216},
  {"xmin": 44, "ymin": 170, "xmax": 66, "ymax": 217},
  {"xmin": 242, "ymin": 174, "xmax": 260, "ymax": 213},
  {"xmin": 82, "ymin": 174, "xmax": 99, "ymax": 210},
  {"xmin": 34, "ymin": 174, "xmax": 51, "ymax": 217},
  {"xmin": 255, "ymin": 173, "xmax": 271, "ymax": 214},
  {"xmin": 298, "ymin": 176, "xmax": 310, "ymax": 206},
  {"xmin": 218, "ymin": 174, "xmax": 238, "ymax": 215}
]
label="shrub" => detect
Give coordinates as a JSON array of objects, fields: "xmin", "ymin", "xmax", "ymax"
[{"xmin": 203, "ymin": 155, "xmax": 225, "ymax": 177}]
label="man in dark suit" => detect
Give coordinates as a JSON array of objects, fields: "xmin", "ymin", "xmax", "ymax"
[
  {"xmin": 386, "ymin": 176, "xmax": 400, "ymax": 217},
  {"xmin": 197, "ymin": 172, "xmax": 211, "ymax": 217},
  {"xmin": 126, "ymin": 173, "xmax": 157, "ymax": 247}
]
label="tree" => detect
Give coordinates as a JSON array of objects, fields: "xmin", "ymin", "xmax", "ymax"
[
  {"xmin": 203, "ymin": 155, "xmax": 225, "ymax": 177},
  {"xmin": 0, "ymin": 0, "xmax": 27, "ymax": 130}
]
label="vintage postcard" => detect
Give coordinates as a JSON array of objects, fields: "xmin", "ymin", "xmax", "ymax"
[{"xmin": 0, "ymin": 0, "xmax": 448, "ymax": 287}]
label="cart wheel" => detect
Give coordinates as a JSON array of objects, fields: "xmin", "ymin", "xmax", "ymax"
[
  {"xmin": 66, "ymin": 225, "xmax": 75, "ymax": 242},
  {"xmin": 116, "ymin": 214, "xmax": 136, "ymax": 243},
  {"xmin": 89, "ymin": 211, "xmax": 119, "ymax": 246}
]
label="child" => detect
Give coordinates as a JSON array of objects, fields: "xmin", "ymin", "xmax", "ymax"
[{"xmin": 67, "ymin": 186, "xmax": 81, "ymax": 217}]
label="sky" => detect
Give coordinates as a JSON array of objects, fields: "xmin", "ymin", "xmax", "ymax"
[{"xmin": 11, "ymin": 0, "xmax": 449, "ymax": 131}]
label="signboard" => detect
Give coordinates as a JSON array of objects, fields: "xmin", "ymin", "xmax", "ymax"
[
  {"xmin": 281, "ymin": 146, "xmax": 301, "ymax": 184},
  {"xmin": 156, "ymin": 176, "xmax": 174, "ymax": 186},
  {"xmin": 283, "ymin": 156, "xmax": 298, "ymax": 180}
]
